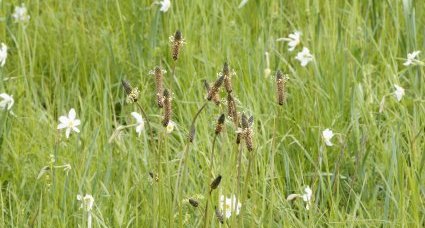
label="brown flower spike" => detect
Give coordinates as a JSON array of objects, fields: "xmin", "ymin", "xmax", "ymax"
[
  {"xmin": 227, "ymin": 93, "xmax": 238, "ymax": 123},
  {"xmin": 215, "ymin": 207, "xmax": 224, "ymax": 224},
  {"xmin": 122, "ymin": 80, "xmax": 132, "ymax": 95},
  {"xmin": 276, "ymin": 70, "xmax": 288, "ymax": 105},
  {"xmin": 210, "ymin": 175, "xmax": 222, "ymax": 191},
  {"xmin": 204, "ymin": 80, "xmax": 220, "ymax": 105},
  {"xmin": 122, "ymin": 80, "xmax": 139, "ymax": 104},
  {"xmin": 207, "ymin": 75, "xmax": 224, "ymax": 102},
  {"xmin": 240, "ymin": 113, "xmax": 254, "ymax": 152},
  {"xmin": 151, "ymin": 66, "xmax": 165, "ymax": 108},
  {"xmin": 215, "ymin": 114, "xmax": 226, "ymax": 135},
  {"xmin": 162, "ymin": 89, "xmax": 172, "ymax": 127},
  {"xmin": 188, "ymin": 198, "xmax": 199, "ymax": 208},
  {"xmin": 170, "ymin": 30, "xmax": 185, "ymax": 61},
  {"xmin": 222, "ymin": 62, "xmax": 234, "ymax": 93}
]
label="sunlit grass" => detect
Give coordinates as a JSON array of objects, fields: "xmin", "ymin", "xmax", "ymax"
[{"xmin": 0, "ymin": 0, "xmax": 424, "ymax": 227}]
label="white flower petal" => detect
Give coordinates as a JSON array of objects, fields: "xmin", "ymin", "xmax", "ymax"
[
  {"xmin": 159, "ymin": 0, "xmax": 171, "ymax": 12},
  {"xmin": 0, "ymin": 43, "xmax": 7, "ymax": 67},
  {"xmin": 58, "ymin": 116, "xmax": 69, "ymax": 124},
  {"xmin": 73, "ymin": 119, "xmax": 81, "ymax": 126},
  {"xmin": 322, "ymin": 129, "xmax": 334, "ymax": 146},
  {"xmin": 394, "ymin": 84, "xmax": 405, "ymax": 102},
  {"xmin": 68, "ymin": 108, "xmax": 76, "ymax": 120},
  {"xmin": 166, "ymin": 121, "xmax": 175, "ymax": 133},
  {"xmin": 57, "ymin": 123, "xmax": 67, "ymax": 130},
  {"xmin": 324, "ymin": 140, "xmax": 333, "ymax": 146},
  {"xmin": 295, "ymin": 47, "xmax": 313, "ymax": 66},
  {"xmin": 136, "ymin": 125, "xmax": 143, "ymax": 136},
  {"xmin": 286, "ymin": 194, "xmax": 301, "ymax": 201},
  {"xmin": 131, "ymin": 112, "xmax": 143, "ymax": 123},
  {"xmin": 72, "ymin": 127, "xmax": 80, "ymax": 133},
  {"xmin": 403, "ymin": 60, "xmax": 412, "ymax": 66},
  {"xmin": 65, "ymin": 128, "xmax": 71, "ymax": 138}
]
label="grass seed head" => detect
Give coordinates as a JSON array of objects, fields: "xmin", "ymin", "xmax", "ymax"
[
  {"xmin": 204, "ymin": 79, "xmax": 221, "ymax": 105},
  {"xmin": 245, "ymin": 127, "xmax": 254, "ymax": 152},
  {"xmin": 122, "ymin": 80, "xmax": 139, "ymax": 103},
  {"xmin": 174, "ymin": 30, "xmax": 182, "ymax": 41},
  {"xmin": 227, "ymin": 93, "xmax": 237, "ymax": 124},
  {"xmin": 215, "ymin": 207, "xmax": 224, "ymax": 224},
  {"xmin": 276, "ymin": 70, "xmax": 287, "ymax": 105},
  {"xmin": 223, "ymin": 62, "xmax": 233, "ymax": 93},
  {"xmin": 171, "ymin": 30, "xmax": 185, "ymax": 61},
  {"xmin": 215, "ymin": 114, "xmax": 226, "ymax": 135},
  {"xmin": 122, "ymin": 80, "xmax": 132, "ymax": 95},
  {"xmin": 207, "ymin": 75, "xmax": 224, "ymax": 101},
  {"xmin": 162, "ymin": 89, "xmax": 172, "ymax": 126},
  {"xmin": 210, "ymin": 175, "xmax": 222, "ymax": 190},
  {"xmin": 188, "ymin": 198, "xmax": 199, "ymax": 208},
  {"xmin": 153, "ymin": 66, "xmax": 165, "ymax": 108}
]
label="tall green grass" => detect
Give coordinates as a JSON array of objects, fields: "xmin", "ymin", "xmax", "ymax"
[{"xmin": 0, "ymin": 0, "xmax": 424, "ymax": 227}]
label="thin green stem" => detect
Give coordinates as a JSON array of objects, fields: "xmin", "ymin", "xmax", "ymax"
[
  {"xmin": 235, "ymin": 144, "xmax": 243, "ymax": 226},
  {"xmin": 203, "ymin": 134, "xmax": 218, "ymax": 228}
]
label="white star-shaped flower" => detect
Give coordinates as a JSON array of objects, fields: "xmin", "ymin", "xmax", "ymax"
[
  {"xmin": 57, "ymin": 108, "xmax": 81, "ymax": 138},
  {"xmin": 0, "ymin": 43, "xmax": 7, "ymax": 67},
  {"xmin": 131, "ymin": 112, "xmax": 145, "ymax": 136},
  {"xmin": 12, "ymin": 4, "xmax": 30, "ymax": 23},
  {"xmin": 159, "ymin": 0, "xmax": 171, "ymax": 12},
  {"xmin": 277, "ymin": 31, "xmax": 301, "ymax": 51},
  {"xmin": 77, "ymin": 194, "xmax": 94, "ymax": 212},
  {"xmin": 219, "ymin": 195, "xmax": 241, "ymax": 218},
  {"xmin": 403, "ymin": 51, "xmax": 420, "ymax": 66},
  {"xmin": 394, "ymin": 84, "xmax": 405, "ymax": 102},
  {"xmin": 322, "ymin": 128, "xmax": 334, "ymax": 146},
  {"xmin": 295, "ymin": 47, "xmax": 313, "ymax": 67},
  {"xmin": 0, "ymin": 93, "xmax": 14, "ymax": 111},
  {"xmin": 302, "ymin": 186, "xmax": 312, "ymax": 210}
]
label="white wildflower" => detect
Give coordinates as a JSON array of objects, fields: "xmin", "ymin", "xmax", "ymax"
[
  {"xmin": 277, "ymin": 31, "xmax": 301, "ymax": 51},
  {"xmin": 394, "ymin": 84, "xmax": 405, "ymax": 102},
  {"xmin": 131, "ymin": 112, "xmax": 145, "ymax": 136},
  {"xmin": 295, "ymin": 47, "xmax": 313, "ymax": 67},
  {"xmin": 0, "ymin": 43, "xmax": 7, "ymax": 67},
  {"xmin": 403, "ymin": 51, "xmax": 420, "ymax": 66},
  {"xmin": 77, "ymin": 194, "xmax": 94, "ymax": 228},
  {"xmin": 12, "ymin": 4, "xmax": 30, "ymax": 23},
  {"xmin": 77, "ymin": 194, "xmax": 94, "ymax": 212},
  {"xmin": 57, "ymin": 108, "xmax": 81, "ymax": 138},
  {"xmin": 166, "ymin": 121, "xmax": 176, "ymax": 133},
  {"xmin": 159, "ymin": 0, "xmax": 171, "ymax": 12},
  {"xmin": 219, "ymin": 195, "xmax": 242, "ymax": 218},
  {"xmin": 322, "ymin": 128, "xmax": 334, "ymax": 146},
  {"xmin": 0, "ymin": 93, "xmax": 14, "ymax": 111},
  {"xmin": 301, "ymin": 186, "xmax": 312, "ymax": 210}
]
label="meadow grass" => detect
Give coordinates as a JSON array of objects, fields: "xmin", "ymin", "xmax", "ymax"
[{"xmin": 0, "ymin": 0, "xmax": 425, "ymax": 227}]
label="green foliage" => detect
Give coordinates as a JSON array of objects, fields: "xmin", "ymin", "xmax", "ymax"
[{"xmin": 0, "ymin": 0, "xmax": 424, "ymax": 227}]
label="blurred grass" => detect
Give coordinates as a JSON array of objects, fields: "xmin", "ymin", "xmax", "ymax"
[{"xmin": 0, "ymin": 0, "xmax": 425, "ymax": 227}]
